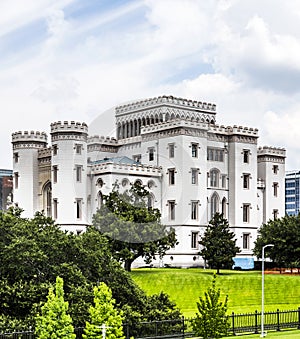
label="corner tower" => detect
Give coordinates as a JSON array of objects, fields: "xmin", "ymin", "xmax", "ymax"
[
  {"xmin": 12, "ymin": 131, "xmax": 48, "ymax": 217},
  {"xmin": 50, "ymin": 121, "xmax": 88, "ymax": 232}
]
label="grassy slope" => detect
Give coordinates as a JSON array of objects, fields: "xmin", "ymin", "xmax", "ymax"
[{"xmin": 131, "ymin": 268, "xmax": 300, "ymax": 317}]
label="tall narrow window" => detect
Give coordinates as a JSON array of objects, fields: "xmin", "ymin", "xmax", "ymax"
[
  {"xmin": 168, "ymin": 168, "xmax": 175, "ymax": 185},
  {"xmin": 191, "ymin": 201, "xmax": 199, "ymax": 220},
  {"xmin": 273, "ymin": 182, "xmax": 278, "ymax": 197},
  {"xmin": 148, "ymin": 194, "xmax": 154, "ymax": 209},
  {"xmin": 243, "ymin": 204, "xmax": 250, "ymax": 223},
  {"xmin": 53, "ymin": 166, "xmax": 58, "ymax": 183},
  {"xmin": 14, "ymin": 172, "xmax": 19, "ymax": 189},
  {"xmin": 53, "ymin": 199, "xmax": 58, "ymax": 219},
  {"xmin": 243, "ymin": 174, "xmax": 250, "ymax": 189},
  {"xmin": 210, "ymin": 169, "xmax": 219, "ymax": 187},
  {"xmin": 191, "ymin": 143, "xmax": 198, "ymax": 158},
  {"xmin": 43, "ymin": 182, "xmax": 52, "ymax": 217},
  {"xmin": 76, "ymin": 166, "xmax": 82, "ymax": 182},
  {"xmin": 168, "ymin": 200, "xmax": 175, "ymax": 220},
  {"xmin": 222, "ymin": 198, "xmax": 227, "ymax": 218},
  {"xmin": 221, "ymin": 175, "xmax": 227, "ymax": 188},
  {"xmin": 191, "ymin": 232, "xmax": 199, "ymax": 249},
  {"xmin": 273, "ymin": 165, "xmax": 279, "ymax": 174},
  {"xmin": 149, "ymin": 148, "xmax": 154, "ymax": 161},
  {"xmin": 97, "ymin": 191, "xmax": 103, "ymax": 210},
  {"xmin": 273, "ymin": 209, "xmax": 278, "ymax": 220},
  {"xmin": 13, "ymin": 152, "xmax": 19, "ymax": 163},
  {"xmin": 75, "ymin": 144, "xmax": 82, "ymax": 154},
  {"xmin": 76, "ymin": 199, "xmax": 82, "ymax": 219},
  {"xmin": 191, "ymin": 169, "xmax": 198, "ymax": 185},
  {"xmin": 53, "ymin": 144, "xmax": 58, "ymax": 156},
  {"xmin": 169, "ymin": 143, "xmax": 175, "ymax": 158},
  {"xmin": 211, "ymin": 193, "xmax": 219, "ymax": 219},
  {"xmin": 243, "ymin": 150, "xmax": 250, "ymax": 163},
  {"xmin": 243, "ymin": 233, "xmax": 250, "ymax": 249}
]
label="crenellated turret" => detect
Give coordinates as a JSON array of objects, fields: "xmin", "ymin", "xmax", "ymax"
[
  {"xmin": 11, "ymin": 130, "xmax": 48, "ymax": 218},
  {"xmin": 50, "ymin": 121, "xmax": 88, "ymax": 231}
]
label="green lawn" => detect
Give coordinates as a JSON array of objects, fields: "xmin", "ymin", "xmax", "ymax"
[
  {"xmin": 131, "ymin": 268, "xmax": 300, "ymax": 318},
  {"xmin": 224, "ymin": 329, "xmax": 300, "ymax": 338}
]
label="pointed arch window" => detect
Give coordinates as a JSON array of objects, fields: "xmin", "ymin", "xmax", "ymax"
[
  {"xmin": 43, "ymin": 182, "xmax": 52, "ymax": 217},
  {"xmin": 221, "ymin": 197, "xmax": 227, "ymax": 218},
  {"xmin": 210, "ymin": 193, "xmax": 219, "ymax": 219},
  {"xmin": 97, "ymin": 191, "xmax": 103, "ymax": 210}
]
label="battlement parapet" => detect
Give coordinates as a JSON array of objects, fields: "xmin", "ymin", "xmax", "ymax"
[
  {"xmin": 217, "ymin": 125, "xmax": 259, "ymax": 136},
  {"xmin": 50, "ymin": 121, "xmax": 88, "ymax": 134},
  {"xmin": 38, "ymin": 147, "xmax": 52, "ymax": 158},
  {"xmin": 257, "ymin": 146, "xmax": 286, "ymax": 157},
  {"xmin": 116, "ymin": 95, "xmax": 217, "ymax": 116},
  {"xmin": 88, "ymin": 135, "xmax": 118, "ymax": 145},
  {"xmin": 90, "ymin": 162, "xmax": 162, "ymax": 176},
  {"xmin": 12, "ymin": 131, "xmax": 47, "ymax": 143}
]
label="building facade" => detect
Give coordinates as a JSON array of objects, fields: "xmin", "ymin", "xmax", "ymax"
[
  {"xmin": 0, "ymin": 169, "xmax": 13, "ymax": 210},
  {"xmin": 285, "ymin": 171, "xmax": 300, "ymax": 216},
  {"xmin": 12, "ymin": 95, "xmax": 286, "ymax": 267}
]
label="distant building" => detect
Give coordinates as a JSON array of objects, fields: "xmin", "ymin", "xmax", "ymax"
[
  {"xmin": 0, "ymin": 169, "xmax": 13, "ymax": 210},
  {"xmin": 12, "ymin": 95, "xmax": 286, "ymax": 267},
  {"xmin": 285, "ymin": 171, "xmax": 300, "ymax": 216}
]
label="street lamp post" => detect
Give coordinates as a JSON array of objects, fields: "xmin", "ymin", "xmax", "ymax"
[{"xmin": 261, "ymin": 244, "xmax": 274, "ymax": 338}]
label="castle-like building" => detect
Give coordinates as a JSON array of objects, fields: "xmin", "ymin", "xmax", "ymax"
[{"xmin": 12, "ymin": 95, "xmax": 286, "ymax": 267}]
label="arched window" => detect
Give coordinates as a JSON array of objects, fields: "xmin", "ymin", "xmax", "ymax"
[
  {"xmin": 210, "ymin": 193, "xmax": 219, "ymax": 219},
  {"xmin": 122, "ymin": 178, "xmax": 129, "ymax": 187},
  {"xmin": 210, "ymin": 169, "xmax": 220, "ymax": 187},
  {"xmin": 147, "ymin": 193, "xmax": 155, "ymax": 209},
  {"xmin": 97, "ymin": 191, "xmax": 103, "ymax": 210},
  {"xmin": 147, "ymin": 180, "xmax": 155, "ymax": 189},
  {"xmin": 222, "ymin": 197, "xmax": 227, "ymax": 218},
  {"xmin": 96, "ymin": 178, "xmax": 104, "ymax": 188},
  {"xmin": 43, "ymin": 182, "xmax": 52, "ymax": 217},
  {"xmin": 134, "ymin": 179, "xmax": 143, "ymax": 187}
]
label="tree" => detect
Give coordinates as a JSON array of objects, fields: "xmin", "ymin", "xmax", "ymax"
[
  {"xmin": 199, "ymin": 213, "xmax": 240, "ymax": 274},
  {"xmin": 0, "ymin": 207, "xmax": 182, "ymax": 329},
  {"xmin": 83, "ymin": 282, "xmax": 125, "ymax": 339},
  {"xmin": 35, "ymin": 276, "xmax": 75, "ymax": 339},
  {"xmin": 192, "ymin": 274, "xmax": 229, "ymax": 339},
  {"xmin": 93, "ymin": 182, "xmax": 178, "ymax": 271},
  {"xmin": 254, "ymin": 214, "xmax": 300, "ymax": 270}
]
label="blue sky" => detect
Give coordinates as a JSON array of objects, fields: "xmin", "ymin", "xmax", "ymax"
[{"xmin": 1, "ymin": 0, "xmax": 300, "ymax": 170}]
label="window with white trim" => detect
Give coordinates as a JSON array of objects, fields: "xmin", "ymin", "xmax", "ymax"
[
  {"xmin": 191, "ymin": 201, "xmax": 199, "ymax": 220},
  {"xmin": 243, "ymin": 233, "xmax": 250, "ymax": 249},
  {"xmin": 168, "ymin": 200, "xmax": 175, "ymax": 220},
  {"xmin": 243, "ymin": 204, "xmax": 250, "ymax": 223},
  {"xmin": 191, "ymin": 232, "xmax": 199, "ymax": 249}
]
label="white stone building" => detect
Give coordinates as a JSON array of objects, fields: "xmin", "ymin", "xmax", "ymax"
[{"xmin": 12, "ymin": 95, "xmax": 286, "ymax": 268}]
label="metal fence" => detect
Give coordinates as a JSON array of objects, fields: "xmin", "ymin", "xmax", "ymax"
[
  {"xmin": 228, "ymin": 308, "xmax": 300, "ymax": 335},
  {"xmin": 1, "ymin": 308, "xmax": 300, "ymax": 338}
]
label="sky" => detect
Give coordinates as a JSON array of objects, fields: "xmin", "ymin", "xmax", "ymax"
[{"xmin": 1, "ymin": 0, "xmax": 300, "ymax": 170}]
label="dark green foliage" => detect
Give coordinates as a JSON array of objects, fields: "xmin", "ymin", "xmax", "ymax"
[
  {"xmin": 192, "ymin": 274, "xmax": 229, "ymax": 339},
  {"xmin": 93, "ymin": 182, "xmax": 178, "ymax": 271},
  {"xmin": 35, "ymin": 277, "xmax": 76, "ymax": 339},
  {"xmin": 200, "ymin": 213, "xmax": 240, "ymax": 274},
  {"xmin": 0, "ymin": 207, "xmax": 182, "ymax": 331},
  {"xmin": 83, "ymin": 282, "xmax": 125, "ymax": 339},
  {"xmin": 254, "ymin": 214, "xmax": 300, "ymax": 268}
]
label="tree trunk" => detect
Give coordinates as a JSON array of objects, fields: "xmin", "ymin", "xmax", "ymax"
[{"xmin": 124, "ymin": 259, "xmax": 133, "ymax": 272}]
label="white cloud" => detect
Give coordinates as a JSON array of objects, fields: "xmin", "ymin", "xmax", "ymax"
[{"xmin": 1, "ymin": 0, "xmax": 300, "ymax": 174}]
